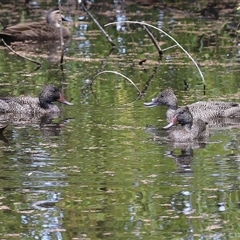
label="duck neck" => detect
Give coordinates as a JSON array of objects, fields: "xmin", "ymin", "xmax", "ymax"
[
  {"xmin": 169, "ymin": 104, "xmax": 178, "ymax": 110},
  {"xmin": 183, "ymin": 122, "xmax": 193, "ymax": 132},
  {"xmin": 39, "ymin": 96, "xmax": 50, "ymax": 109},
  {"xmin": 167, "ymin": 99, "xmax": 178, "ymax": 110}
]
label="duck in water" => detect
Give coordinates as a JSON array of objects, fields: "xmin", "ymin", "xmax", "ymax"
[
  {"xmin": 0, "ymin": 8, "xmax": 72, "ymax": 44},
  {"xmin": 163, "ymin": 106, "xmax": 209, "ymax": 142},
  {"xmin": 0, "ymin": 84, "xmax": 73, "ymax": 115}
]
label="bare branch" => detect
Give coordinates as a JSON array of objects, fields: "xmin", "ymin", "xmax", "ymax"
[
  {"xmin": 2, "ymin": 38, "xmax": 41, "ymax": 69},
  {"xmin": 142, "ymin": 25, "xmax": 162, "ymax": 61},
  {"xmin": 81, "ymin": 2, "xmax": 116, "ymax": 47}
]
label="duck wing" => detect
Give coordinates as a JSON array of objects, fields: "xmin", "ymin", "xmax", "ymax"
[
  {"xmin": 0, "ymin": 21, "xmax": 51, "ymax": 41},
  {"xmin": 2, "ymin": 22, "xmax": 45, "ymax": 32},
  {"xmin": 187, "ymin": 101, "xmax": 240, "ymax": 120},
  {"xmin": 0, "ymin": 97, "xmax": 39, "ymax": 114},
  {"xmin": 190, "ymin": 101, "xmax": 240, "ymax": 109},
  {"xmin": 0, "ymin": 96, "xmax": 39, "ymax": 105}
]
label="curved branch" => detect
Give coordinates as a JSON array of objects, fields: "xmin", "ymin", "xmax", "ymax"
[{"xmin": 91, "ymin": 70, "xmax": 142, "ymax": 95}]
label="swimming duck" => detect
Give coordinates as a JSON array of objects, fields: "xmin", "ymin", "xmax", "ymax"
[
  {"xmin": 144, "ymin": 88, "xmax": 240, "ymax": 122},
  {"xmin": 0, "ymin": 8, "xmax": 72, "ymax": 44},
  {"xmin": 0, "ymin": 84, "xmax": 73, "ymax": 114},
  {"xmin": 163, "ymin": 106, "xmax": 209, "ymax": 142}
]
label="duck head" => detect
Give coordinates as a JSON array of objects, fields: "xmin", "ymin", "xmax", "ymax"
[
  {"xmin": 163, "ymin": 106, "xmax": 193, "ymax": 129},
  {"xmin": 46, "ymin": 8, "xmax": 72, "ymax": 27},
  {"xmin": 39, "ymin": 84, "xmax": 73, "ymax": 109},
  {"xmin": 144, "ymin": 88, "xmax": 178, "ymax": 109}
]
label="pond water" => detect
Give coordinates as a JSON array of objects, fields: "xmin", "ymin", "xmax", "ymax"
[{"xmin": 0, "ymin": 0, "xmax": 239, "ymax": 239}]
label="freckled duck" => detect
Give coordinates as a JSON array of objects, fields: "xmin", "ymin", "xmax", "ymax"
[
  {"xmin": 0, "ymin": 84, "xmax": 73, "ymax": 114},
  {"xmin": 0, "ymin": 8, "xmax": 72, "ymax": 44},
  {"xmin": 163, "ymin": 106, "xmax": 209, "ymax": 142},
  {"xmin": 144, "ymin": 88, "xmax": 240, "ymax": 122}
]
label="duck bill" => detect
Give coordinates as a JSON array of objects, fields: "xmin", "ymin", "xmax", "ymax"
[
  {"xmin": 62, "ymin": 16, "xmax": 73, "ymax": 22},
  {"xmin": 163, "ymin": 116, "xmax": 178, "ymax": 129},
  {"xmin": 144, "ymin": 98, "xmax": 159, "ymax": 108},
  {"xmin": 58, "ymin": 94, "xmax": 74, "ymax": 105},
  {"xmin": 163, "ymin": 122, "xmax": 174, "ymax": 129}
]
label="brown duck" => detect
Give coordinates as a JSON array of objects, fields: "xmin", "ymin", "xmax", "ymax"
[
  {"xmin": 0, "ymin": 84, "xmax": 73, "ymax": 114},
  {"xmin": 0, "ymin": 8, "xmax": 72, "ymax": 44},
  {"xmin": 163, "ymin": 106, "xmax": 209, "ymax": 142},
  {"xmin": 144, "ymin": 88, "xmax": 240, "ymax": 123}
]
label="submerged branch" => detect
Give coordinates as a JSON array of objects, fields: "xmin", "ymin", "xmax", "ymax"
[
  {"xmin": 105, "ymin": 21, "xmax": 205, "ymax": 87},
  {"xmin": 2, "ymin": 39, "xmax": 41, "ymax": 69},
  {"xmin": 91, "ymin": 70, "xmax": 142, "ymax": 95},
  {"xmin": 81, "ymin": 2, "xmax": 116, "ymax": 47},
  {"xmin": 140, "ymin": 64, "xmax": 160, "ymax": 95}
]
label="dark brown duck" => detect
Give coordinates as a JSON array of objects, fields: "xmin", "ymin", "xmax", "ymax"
[
  {"xmin": 163, "ymin": 106, "xmax": 209, "ymax": 142},
  {"xmin": 144, "ymin": 88, "xmax": 240, "ymax": 122},
  {"xmin": 0, "ymin": 84, "xmax": 73, "ymax": 114},
  {"xmin": 0, "ymin": 8, "xmax": 72, "ymax": 44}
]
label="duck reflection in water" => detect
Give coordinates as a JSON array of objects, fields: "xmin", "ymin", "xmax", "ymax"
[
  {"xmin": 0, "ymin": 125, "xmax": 9, "ymax": 143},
  {"xmin": 167, "ymin": 145, "xmax": 207, "ymax": 174},
  {"xmin": 0, "ymin": 112, "xmax": 73, "ymax": 143},
  {"xmin": 40, "ymin": 114, "xmax": 73, "ymax": 137}
]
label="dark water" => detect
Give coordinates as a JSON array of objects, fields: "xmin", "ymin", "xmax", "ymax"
[{"xmin": 0, "ymin": 0, "xmax": 239, "ymax": 239}]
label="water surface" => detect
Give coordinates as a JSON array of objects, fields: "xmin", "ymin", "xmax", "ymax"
[{"xmin": 0, "ymin": 0, "xmax": 239, "ymax": 239}]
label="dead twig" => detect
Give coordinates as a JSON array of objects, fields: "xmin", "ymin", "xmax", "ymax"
[
  {"xmin": 141, "ymin": 25, "xmax": 163, "ymax": 61},
  {"xmin": 2, "ymin": 38, "xmax": 41, "ymax": 70},
  {"xmin": 80, "ymin": 1, "xmax": 116, "ymax": 47}
]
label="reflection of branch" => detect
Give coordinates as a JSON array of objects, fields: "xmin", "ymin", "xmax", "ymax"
[
  {"xmin": 142, "ymin": 25, "xmax": 162, "ymax": 61},
  {"xmin": 100, "ymin": 47, "xmax": 115, "ymax": 71},
  {"xmin": 140, "ymin": 64, "xmax": 160, "ymax": 95},
  {"xmin": 91, "ymin": 70, "xmax": 142, "ymax": 95},
  {"xmin": 105, "ymin": 21, "xmax": 205, "ymax": 88},
  {"xmin": 58, "ymin": 0, "xmax": 64, "ymax": 70},
  {"xmin": 183, "ymin": 79, "xmax": 189, "ymax": 91},
  {"xmin": 236, "ymin": 22, "xmax": 240, "ymax": 46},
  {"xmin": 81, "ymin": 2, "xmax": 116, "ymax": 47},
  {"xmin": 2, "ymin": 38, "xmax": 41, "ymax": 69},
  {"xmin": 0, "ymin": 19, "xmax": 6, "ymax": 28}
]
